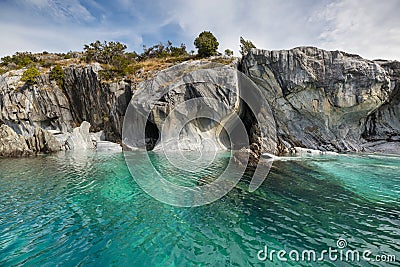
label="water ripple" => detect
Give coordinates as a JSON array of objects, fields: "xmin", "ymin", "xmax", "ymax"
[{"xmin": 0, "ymin": 152, "xmax": 399, "ymax": 266}]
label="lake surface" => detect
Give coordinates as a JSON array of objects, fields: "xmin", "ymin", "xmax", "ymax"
[{"xmin": 0, "ymin": 151, "xmax": 399, "ymax": 266}]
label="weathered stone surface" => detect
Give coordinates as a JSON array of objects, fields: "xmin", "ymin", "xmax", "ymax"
[
  {"xmin": 0, "ymin": 70, "xmax": 74, "ymax": 136},
  {"xmin": 65, "ymin": 121, "xmax": 95, "ymax": 150},
  {"xmin": 62, "ymin": 67, "xmax": 132, "ymax": 141},
  {"xmin": 1, "ymin": 48, "xmax": 399, "ymax": 157},
  {"xmin": 363, "ymin": 60, "xmax": 400, "ymax": 145},
  {"xmin": 26, "ymin": 127, "xmax": 62, "ymax": 153},
  {"xmin": 0, "ymin": 65, "xmax": 132, "ymax": 142},
  {"xmin": 0, "ymin": 124, "xmax": 31, "ymax": 157},
  {"xmin": 242, "ymin": 46, "xmax": 399, "ymax": 154},
  {"xmin": 0, "ymin": 124, "xmax": 62, "ymax": 157},
  {"xmin": 123, "ymin": 61, "xmax": 278, "ymax": 154}
]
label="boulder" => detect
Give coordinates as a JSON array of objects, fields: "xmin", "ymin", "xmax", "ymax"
[
  {"xmin": 0, "ymin": 124, "xmax": 31, "ymax": 157},
  {"xmin": 66, "ymin": 121, "xmax": 95, "ymax": 150},
  {"xmin": 26, "ymin": 127, "xmax": 62, "ymax": 153}
]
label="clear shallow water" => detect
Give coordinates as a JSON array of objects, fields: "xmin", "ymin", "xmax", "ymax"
[{"xmin": 0, "ymin": 151, "xmax": 399, "ymax": 266}]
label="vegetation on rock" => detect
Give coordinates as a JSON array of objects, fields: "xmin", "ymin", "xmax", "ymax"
[
  {"xmin": 21, "ymin": 67, "xmax": 41, "ymax": 84},
  {"xmin": 1, "ymin": 32, "xmax": 241, "ymax": 82},
  {"xmin": 194, "ymin": 31, "xmax": 219, "ymax": 58},
  {"xmin": 49, "ymin": 64, "xmax": 64, "ymax": 87},
  {"xmin": 224, "ymin": 49, "xmax": 234, "ymax": 57},
  {"xmin": 1, "ymin": 52, "xmax": 40, "ymax": 69},
  {"xmin": 240, "ymin": 37, "xmax": 256, "ymax": 56}
]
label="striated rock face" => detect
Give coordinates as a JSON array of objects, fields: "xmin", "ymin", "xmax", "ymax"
[
  {"xmin": 242, "ymin": 47, "xmax": 399, "ymax": 153},
  {"xmin": 0, "ymin": 65, "xmax": 132, "ymax": 142},
  {"xmin": 0, "ymin": 124, "xmax": 31, "ymax": 157},
  {"xmin": 1, "ymin": 48, "xmax": 399, "ymax": 157},
  {"xmin": 0, "ymin": 69, "xmax": 74, "ymax": 136},
  {"xmin": 0, "ymin": 124, "xmax": 62, "ymax": 157},
  {"xmin": 123, "ymin": 61, "xmax": 277, "ymax": 154},
  {"xmin": 62, "ymin": 66, "xmax": 132, "ymax": 141},
  {"xmin": 362, "ymin": 61, "xmax": 400, "ymax": 153}
]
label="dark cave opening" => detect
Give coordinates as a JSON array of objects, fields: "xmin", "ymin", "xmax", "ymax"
[{"xmin": 145, "ymin": 119, "xmax": 160, "ymax": 150}]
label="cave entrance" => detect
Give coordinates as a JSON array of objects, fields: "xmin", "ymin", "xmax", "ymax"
[
  {"xmin": 145, "ymin": 120, "xmax": 160, "ymax": 150},
  {"xmin": 143, "ymin": 100, "xmax": 259, "ymax": 152}
]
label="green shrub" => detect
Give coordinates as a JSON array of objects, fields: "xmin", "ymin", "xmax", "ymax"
[
  {"xmin": 1, "ymin": 52, "xmax": 39, "ymax": 68},
  {"xmin": 140, "ymin": 41, "xmax": 188, "ymax": 60},
  {"xmin": 21, "ymin": 67, "xmax": 41, "ymax": 84},
  {"xmin": 194, "ymin": 31, "xmax": 219, "ymax": 58},
  {"xmin": 84, "ymin": 40, "xmax": 127, "ymax": 65},
  {"xmin": 224, "ymin": 49, "xmax": 234, "ymax": 56},
  {"xmin": 239, "ymin": 37, "xmax": 256, "ymax": 56},
  {"xmin": 50, "ymin": 64, "xmax": 64, "ymax": 87}
]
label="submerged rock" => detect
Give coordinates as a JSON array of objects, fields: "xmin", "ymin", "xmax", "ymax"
[{"xmin": 96, "ymin": 141, "xmax": 122, "ymax": 152}]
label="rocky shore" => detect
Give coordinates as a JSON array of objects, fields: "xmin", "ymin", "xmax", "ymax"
[{"xmin": 0, "ymin": 46, "xmax": 399, "ymax": 157}]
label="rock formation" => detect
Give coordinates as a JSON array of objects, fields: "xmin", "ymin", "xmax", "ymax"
[
  {"xmin": 241, "ymin": 46, "xmax": 399, "ymax": 154},
  {"xmin": 0, "ymin": 47, "xmax": 399, "ymax": 157},
  {"xmin": 0, "ymin": 124, "xmax": 31, "ymax": 157},
  {"xmin": 0, "ymin": 64, "xmax": 132, "ymax": 142},
  {"xmin": 122, "ymin": 61, "xmax": 277, "ymax": 154},
  {"xmin": 0, "ymin": 124, "xmax": 61, "ymax": 157}
]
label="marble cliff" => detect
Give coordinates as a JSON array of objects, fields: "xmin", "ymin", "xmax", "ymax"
[{"xmin": 0, "ymin": 47, "xmax": 398, "ymax": 157}]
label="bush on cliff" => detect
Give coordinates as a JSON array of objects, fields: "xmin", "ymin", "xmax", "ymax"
[
  {"xmin": 194, "ymin": 31, "xmax": 219, "ymax": 58},
  {"xmin": 1, "ymin": 52, "xmax": 40, "ymax": 69},
  {"xmin": 50, "ymin": 64, "xmax": 64, "ymax": 87},
  {"xmin": 21, "ymin": 67, "xmax": 41, "ymax": 84},
  {"xmin": 141, "ymin": 41, "xmax": 188, "ymax": 60},
  {"xmin": 240, "ymin": 37, "xmax": 256, "ymax": 56},
  {"xmin": 83, "ymin": 40, "xmax": 128, "ymax": 66}
]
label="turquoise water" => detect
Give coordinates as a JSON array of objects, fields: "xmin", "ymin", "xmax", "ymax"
[{"xmin": 0, "ymin": 151, "xmax": 399, "ymax": 266}]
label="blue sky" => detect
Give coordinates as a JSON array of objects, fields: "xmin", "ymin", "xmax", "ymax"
[{"xmin": 0, "ymin": 0, "xmax": 399, "ymax": 60}]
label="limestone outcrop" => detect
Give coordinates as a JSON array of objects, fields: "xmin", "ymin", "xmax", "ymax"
[
  {"xmin": 122, "ymin": 61, "xmax": 277, "ymax": 154},
  {"xmin": 0, "ymin": 65, "xmax": 132, "ymax": 142},
  {"xmin": 1, "ymin": 47, "xmax": 399, "ymax": 157},
  {"xmin": 0, "ymin": 124, "xmax": 62, "ymax": 157},
  {"xmin": 0, "ymin": 124, "xmax": 31, "ymax": 157},
  {"xmin": 241, "ymin": 47, "xmax": 399, "ymax": 153}
]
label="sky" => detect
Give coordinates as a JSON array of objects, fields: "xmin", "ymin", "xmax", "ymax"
[{"xmin": 0, "ymin": 0, "xmax": 399, "ymax": 60}]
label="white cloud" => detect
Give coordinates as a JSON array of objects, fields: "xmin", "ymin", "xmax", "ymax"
[
  {"xmin": 314, "ymin": 0, "xmax": 400, "ymax": 59},
  {"xmin": 166, "ymin": 0, "xmax": 400, "ymax": 60},
  {"xmin": 0, "ymin": 0, "xmax": 399, "ymax": 60}
]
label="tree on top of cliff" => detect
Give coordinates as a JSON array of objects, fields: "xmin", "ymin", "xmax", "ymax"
[
  {"xmin": 194, "ymin": 31, "xmax": 219, "ymax": 58},
  {"xmin": 141, "ymin": 41, "xmax": 188, "ymax": 60},
  {"xmin": 240, "ymin": 37, "xmax": 256, "ymax": 56},
  {"xmin": 1, "ymin": 52, "xmax": 40, "ymax": 69},
  {"xmin": 83, "ymin": 41, "xmax": 127, "ymax": 65}
]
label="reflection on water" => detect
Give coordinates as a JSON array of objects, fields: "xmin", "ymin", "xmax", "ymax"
[{"xmin": 0, "ymin": 151, "xmax": 399, "ymax": 266}]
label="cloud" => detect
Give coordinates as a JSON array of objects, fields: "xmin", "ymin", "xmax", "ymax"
[
  {"xmin": 0, "ymin": 0, "xmax": 143, "ymax": 56},
  {"xmin": 166, "ymin": 0, "xmax": 399, "ymax": 60},
  {"xmin": 0, "ymin": 0, "xmax": 399, "ymax": 60},
  {"xmin": 314, "ymin": 0, "xmax": 400, "ymax": 59}
]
